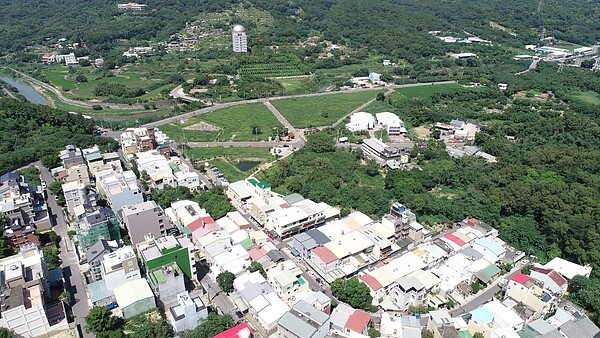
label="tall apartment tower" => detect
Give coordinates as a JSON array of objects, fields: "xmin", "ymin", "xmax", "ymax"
[{"xmin": 232, "ymin": 25, "xmax": 248, "ymax": 53}]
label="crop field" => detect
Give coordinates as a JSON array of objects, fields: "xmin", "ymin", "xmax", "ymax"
[
  {"xmin": 159, "ymin": 103, "xmax": 283, "ymax": 142},
  {"xmin": 271, "ymin": 89, "xmax": 385, "ymax": 128},
  {"xmin": 390, "ymin": 83, "xmax": 485, "ymax": 102},
  {"xmin": 239, "ymin": 63, "xmax": 305, "ymax": 78}
]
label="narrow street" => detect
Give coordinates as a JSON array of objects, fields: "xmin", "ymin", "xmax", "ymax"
[{"xmin": 36, "ymin": 161, "xmax": 93, "ymax": 338}]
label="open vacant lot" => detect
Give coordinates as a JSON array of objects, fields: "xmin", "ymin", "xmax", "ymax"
[
  {"xmin": 160, "ymin": 103, "xmax": 283, "ymax": 142},
  {"xmin": 271, "ymin": 90, "xmax": 385, "ymax": 128},
  {"xmin": 572, "ymin": 91, "xmax": 600, "ymax": 105},
  {"xmin": 391, "ymin": 83, "xmax": 483, "ymax": 101}
]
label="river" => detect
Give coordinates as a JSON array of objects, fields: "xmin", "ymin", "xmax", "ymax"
[{"xmin": 0, "ymin": 76, "xmax": 48, "ymax": 105}]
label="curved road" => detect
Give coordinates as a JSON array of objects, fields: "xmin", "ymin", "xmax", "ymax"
[{"xmin": 9, "ymin": 68, "xmax": 145, "ymax": 110}]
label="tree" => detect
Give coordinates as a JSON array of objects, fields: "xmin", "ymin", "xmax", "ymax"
[
  {"xmin": 0, "ymin": 215, "xmax": 13, "ymax": 258},
  {"xmin": 421, "ymin": 329, "xmax": 434, "ymax": 338},
  {"xmin": 76, "ymin": 74, "xmax": 88, "ymax": 83},
  {"xmin": 306, "ymin": 132, "xmax": 335, "ymax": 153},
  {"xmin": 368, "ymin": 325, "xmax": 380, "ymax": 338},
  {"xmin": 376, "ymin": 92, "xmax": 385, "ymax": 101},
  {"xmin": 330, "ymin": 277, "xmax": 375, "ymax": 312},
  {"xmin": 189, "ymin": 312, "xmax": 234, "ymax": 338},
  {"xmin": 521, "ymin": 264, "xmax": 532, "ymax": 275},
  {"xmin": 217, "ymin": 271, "xmax": 235, "ymax": 294},
  {"xmin": 85, "ymin": 307, "xmax": 121, "ymax": 335},
  {"xmin": 471, "ymin": 281, "xmax": 483, "ymax": 294},
  {"xmin": 248, "ymin": 261, "xmax": 267, "ymax": 278},
  {"xmin": 67, "ymin": 230, "xmax": 76, "ymax": 238},
  {"xmin": 473, "ymin": 333, "xmax": 485, "ymax": 338},
  {"xmin": 43, "ymin": 247, "xmax": 62, "ymax": 270},
  {"xmin": 125, "ymin": 309, "xmax": 174, "ymax": 338},
  {"xmin": 0, "ymin": 327, "xmax": 13, "ymax": 338}
]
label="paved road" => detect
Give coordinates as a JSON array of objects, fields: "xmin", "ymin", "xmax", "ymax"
[
  {"xmin": 187, "ymin": 141, "xmax": 300, "ymax": 148},
  {"xmin": 8, "ymin": 68, "xmax": 144, "ymax": 110},
  {"xmin": 263, "ymin": 100, "xmax": 306, "ymax": 143},
  {"xmin": 168, "ymin": 141, "xmax": 214, "ymax": 189},
  {"xmin": 36, "ymin": 162, "xmax": 93, "ymax": 338}
]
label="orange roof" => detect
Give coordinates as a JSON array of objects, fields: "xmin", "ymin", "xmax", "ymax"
[{"xmin": 312, "ymin": 246, "xmax": 337, "ymax": 264}]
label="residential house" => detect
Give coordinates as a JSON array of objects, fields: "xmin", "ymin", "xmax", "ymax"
[
  {"xmin": 226, "ymin": 178, "xmax": 272, "ymax": 211},
  {"xmin": 213, "ymin": 323, "xmax": 254, "ymax": 338},
  {"xmin": 147, "ymin": 263, "xmax": 185, "ymax": 308},
  {"xmin": 84, "ymin": 240, "xmax": 119, "ymax": 283},
  {"xmin": 265, "ymin": 199, "xmax": 326, "ymax": 238},
  {"xmin": 113, "ymin": 279, "xmax": 155, "ymax": 318},
  {"xmin": 59, "ymin": 145, "xmax": 84, "ymax": 168},
  {"xmin": 467, "ymin": 300, "xmax": 524, "ymax": 336},
  {"xmin": 391, "ymin": 269, "xmax": 440, "ymax": 310},
  {"xmin": 168, "ymin": 291, "xmax": 208, "ymax": 332},
  {"xmin": 330, "ymin": 303, "xmax": 371, "ymax": 337},
  {"xmin": 380, "ymin": 312, "xmax": 423, "ymax": 338},
  {"xmin": 505, "ymin": 273, "xmax": 552, "ymax": 320},
  {"xmin": 101, "ymin": 246, "xmax": 141, "ymax": 291},
  {"xmin": 529, "ymin": 266, "xmax": 568, "ymax": 295},
  {"xmin": 375, "ymin": 112, "xmax": 405, "ymax": 135},
  {"xmin": 277, "ymin": 300, "xmax": 331, "ymax": 338},
  {"xmin": 62, "ymin": 181, "xmax": 96, "ymax": 216},
  {"xmin": 232, "ymin": 272, "xmax": 289, "ymax": 333},
  {"xmin": 267, "ymin": 260, "xmax": 308, "ymax": 304},
  {"xmin": 291, "ymin": 229, "xmax": 330, "ymax": 260},
  {"xmin": 98, "ymin": 171, "xmax": 143, "ymax": 214},
  {"xmin": 361, "ymin": 138, "xmax": 405, "ymax": 164}
]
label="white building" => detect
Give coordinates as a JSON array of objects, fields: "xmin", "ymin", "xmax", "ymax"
[
  {"xmin": 267, "ymin": 260, "xmax": 308, "ymax": 304},
  {"xmin": 135, "ymin": 151, "xmax": 176, "ymax": 189},
  {"xmin": 233, "ymin": 272, "xmax": 289, "ymax": 331},
  {"xmin": 62, "ymin": 181, "xmax": 95, "ymax": 216},
  {"xmin": 346, "ymin": 112, "xmax": 375, "ymax": 132},
  {"xmin": 99, "ymin": 171, "xmax": 143, "ymax": 214},
  {"xmin": 165, "ymin": 200, "xmax": 208, "ymax": 228},
  {"xmin": 117, "ymin": 3, "xmax": 147, "ymax": 10},
  {"xmin": 169, "ymin": 292, "xmax": 208, "ymax": 332},
  {"xmin": 232, "ymin": 24, "xmax": 248, "ymax": 53},
  {"xmin": 375, "ymin": 112, "xmax": 405, "ymax": 135},
  {"xmin": 101, "ymin": 246, "xmax": 141, "ymax": 291},
  {"xmin": 369, "ymin": 72, "xmax": 382, "ymax": 83},
  {"xmin": 544, "ymin": 257, "xmax": 592, "ymax": 280},
  {"xmin": 265, "ymin": 199, "xmax": 326, "ymax": 238}
]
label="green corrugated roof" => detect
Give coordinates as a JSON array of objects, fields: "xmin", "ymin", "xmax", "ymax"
[
  {"xmin": 240, "ymin": 238, "xmax": 253, "ymax": 250},
  {"xmin": 458, "ymin": 331, "xmax": 472, "ymax": 338},
  {"xmin": 248, "ymin": 178, "xmax": 270, "ymax": 189},
  {"xmin": 482, "ymin": 264, "xmax": 501, "ymax": 278},
  {"xmin": 179, "ymin": 226, "xmax": 191, "ymax": 236},
  {"xmin": 152, "ymin": 269, "xmax": 167, "ymax": 284}
]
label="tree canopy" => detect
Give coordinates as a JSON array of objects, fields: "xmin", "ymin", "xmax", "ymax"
[
  {"xmin": 184, "ymin": 312, "xmax": 234, "ymax": 338},
  {"xmin": 85, "ymin": 307, "xmax": 122, "ymax": 335},
  {"xmin": 216, "ymin": 271, "xmax": 235, "ymax": 294},
  {"xmin": 330, "ymin": 277, "xmax": 376, "ymax": 312}
]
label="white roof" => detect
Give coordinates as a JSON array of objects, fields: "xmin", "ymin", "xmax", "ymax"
[
  {"xmin": 375, "ymin": 112, "xmax": 402, "ymax": 127},
  {"xmin": 350, "ymin": 112, "xmax": 375, "ymax": 122},
  {"xmin": 228, "ymin": 181, "xmax": 253, "ymax": 199},
  {"xmin": 544, "ymin": 257, "xmax": 592, "ymax": 279},
  {"xmin": 325, "ymin": 231, "xmax": 373, "ymax": 259},
  {"xmin": 483, "ymin": 300, "xmax": 524, "ymax": 329},
  {"xmin": 113, "ymin": 279, "xmax": 154, "ymax": 308},
  {"xmin": 268, "ymin": 206, "xmax": 308, "ymax": 227},
  {"xmin": 318, "ymin": 220, "xmax": 353, "ymax": 240}
]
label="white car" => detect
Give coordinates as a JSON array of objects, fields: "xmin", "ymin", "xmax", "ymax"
[{"xmin": 41, "ymin": 180, "xmax": 47, "ymax": 189}]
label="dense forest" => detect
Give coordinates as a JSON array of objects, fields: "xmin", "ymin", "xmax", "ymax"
[
  {"xmin": 0, "ymin": 99, "xmax": 117, "ymax": 173},
  {"xmin": 0, "ymin": 0, "xmax": 598, "ymax": 57}
]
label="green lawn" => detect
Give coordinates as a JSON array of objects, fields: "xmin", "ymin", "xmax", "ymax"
[
  {"xmin": 572, "ymin": 91, "xmax": 600, "ymax": 105},
  {"xmin": 159, "ymin": 103, "xmax": 283, "ymax": 142},
  {"xmin": 271, "ymin": 90, "xmax": 385, "ymax": 128},
  {"xmin": 277, "ymin": 77, "xmax": 311, "ymax": 93},
  {"xmin": 186, "ymin": 147, "xmax": 274, "ymax": 182}
]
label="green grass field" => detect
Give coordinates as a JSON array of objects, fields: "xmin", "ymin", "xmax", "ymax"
[
  {"xmin": 187, "ymin": 147, "xmax": 274, "ymax": 182},
  {"xmin": 159, "ymin": 103, "xmax": 283, "ymax": 142},
  {"xmin": 572, "ymin": 91, "xmax": 600, "ymax": 105},
  {"xmin": 277, "ymin": 77, "xmax": 311, "ymax": 93},
  {"xmin": 392, "ymin": 83, "xmax": 476, "ymax": 100},
  {"xmin": 271, "ymin": 90, "xmax": 385, "ymax": 128}
]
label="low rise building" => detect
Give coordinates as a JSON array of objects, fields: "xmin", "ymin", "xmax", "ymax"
[
  {"xmin": 233, "ymin": 272, "xmax": 289, "ymax": 333},
  {"xmin": 362, "ymin": 138, "xmax": 405, "ymax": 164},
  {"xmin": 375, "ymin": 112, "xmax": 405, "ymax": 135},
  {"xmin": 168, "ymin": 291, "xmax": 208, "ymax": 332},
  {"xmin": 530, "ymin": 266, "xmax": 568, "ymax": 295},
  {"xmin": 147, "ymin": 263, "xmax": 185, "ymax": 308},
  {"xmin": 330, "ymin": 303, "xmax": 371, "ymax": 337},
  {"xmin": 267, "ymin": 260, "xmax": 308, "ymax": 304},
  {"xmin": 505, "ymin": 273, "xmax": 552, "ymax": 320},
  {"xmin": 85, "ymin": 240, "xmax": 119, "ymax": 283},
  {"xmin": 265, "ymin": 199, "xmax": 326, "ymax": 238},
  {"xmin": 62, "ymin": 181, "xmax": 96, "ymax": 216},
  {"xmin": 346, "ymin": 112, "xmax": 375, "ymax": 132},
  {"xmin": 62, "ymin": 163, "xmax": 91, "ymax": 186},
  {"xmin": 59, "ymin": 145, "xmax": 84, "ymax": 168},
  {"xmin": 101, "ymin": 246, "xmax": 141, "ymax": 291},
  {"xmin": 226, "ymin": 178, "xmax": 272, "ymax": 211},
  {"xmin": 113, "ymin": 279, "xmax": 156, "ymax": 318},
  {"xmin": 213, "ymin": 323, "xmax": 254, "ymax": 338},
  {"xmin": 277, "ymin": 300, "xmax": 331, "ymax": 338},
  {"xmin": 543, "ymin": 257, "xmax": 592, "ymax": 280},
  {"xmin": 117, "ymin": 2, "xmax": 148, "ymax": 10},
  {"xmin": 98, "ymin": 171, "xmax": 143, "ymax": 214}
]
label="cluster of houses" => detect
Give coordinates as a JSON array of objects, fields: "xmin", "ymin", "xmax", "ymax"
[
  {"xmin": 122, "ymin": 46, "xmax": 154, "ymax": 58},
  {"xmin": 428, "ymin": 31, "xmax": 492, "ymax": 45},
  {"xmin": 346, "ymin": 112, "xmax": 406, "ymax": 135}
]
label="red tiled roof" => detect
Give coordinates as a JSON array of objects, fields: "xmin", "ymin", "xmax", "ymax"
[
  {"xmin": 444, "ymin": 233, "xmax": 466, "ymax": 247},
  {"xmin": 280, "ymin": 203, "xmax": 289, "ymax": 208},
  {"xmin": 188, "ymin": 216, "xmax": 217, "ymax": 232},
  {"xmin": 359, "ymin": 274, "xmax": 383, "ymax": 291},
  {"xmin": 531, "ymin": 266, "xmax": 567, "ymax": 287},
  {"xmin": 511, "ymin": 273, "xmax": 530, "ymax": 285},
  {"xmin": 248, "ymin": 247, "xmax": 267, "ymax": 261},
  {"xmin": 345, "ymin": 310, "xmax": 371, "ymax": 333},
  {"xmin": 467, "ymin": 218, "xmax": 478, "ymax": 226},
  {"xmin": 312, "ymin": 246, "xmax": 338, "ymax": 264},
  {"xmin": 213, "ymin": 322, "xmax": 253, "ymax": 338}
]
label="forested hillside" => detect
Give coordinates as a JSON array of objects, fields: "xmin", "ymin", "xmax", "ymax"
[
  {"xmin": 0, "ymin": 99, "xmax": 117, "ymax": 173},
  {"xmin": 1, "ymin": 0, "xmax": 597, "ymax": 56}
]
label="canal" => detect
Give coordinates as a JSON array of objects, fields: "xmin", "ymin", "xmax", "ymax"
[{"xmin": 0, "ymin": 76, "xmax": 48, "ymax": 105}]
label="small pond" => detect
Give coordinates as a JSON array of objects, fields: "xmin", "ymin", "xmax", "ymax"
[{"xmin": 236, "ymin": 161, "xmax": 260, "ymax": 172}]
